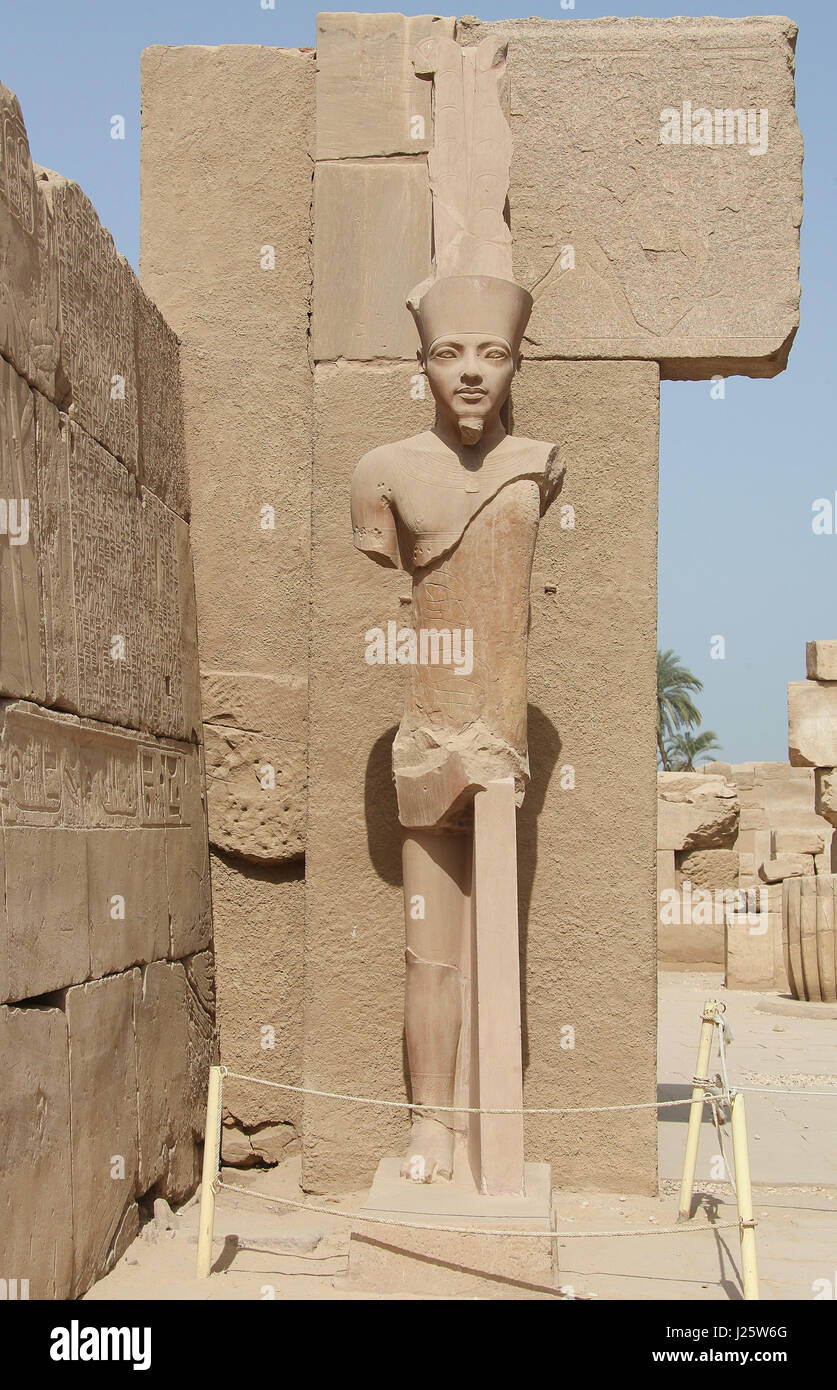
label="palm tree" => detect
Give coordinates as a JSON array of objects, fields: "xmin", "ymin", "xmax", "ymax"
[
  {"xmin": 657, "ymin": 649, "xmax": 703, "ymax": 770},
  {"xmin": 665, "ymin": 727, "xmax": 722, "ymax": 771}
]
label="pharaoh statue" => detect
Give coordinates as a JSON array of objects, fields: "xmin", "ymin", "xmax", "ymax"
[{"xmin": 350, "ymin": 34, "xmax": 564, "ymax": 1191}]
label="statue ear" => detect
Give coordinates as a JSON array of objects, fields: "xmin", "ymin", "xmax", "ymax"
[{"xmin": 516, "ymin": 353, "xmax": 523, "ymax": 374}]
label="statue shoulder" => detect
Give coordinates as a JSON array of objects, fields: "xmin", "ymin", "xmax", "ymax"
[{"xmin": 507, "ymin": 436, "xmax": 565, "ymax": 512}]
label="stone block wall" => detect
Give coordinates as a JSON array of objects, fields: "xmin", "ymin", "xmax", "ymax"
[{"xmin": 0, "ymin": 82, "xmax": 213, "ymax": 1298}]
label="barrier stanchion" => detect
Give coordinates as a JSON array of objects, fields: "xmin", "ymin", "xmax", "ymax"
[
  {"xmin": 678, "ymin": 1000, "xmax": 720, "ymax": 1221},
  {"xmin": 730, "ymin": 1090, "xmax": 760, "ymax": 1300},
  {"xmin": 196, "ymin": 1064, "xmax": 225, "ymax": 1279}
]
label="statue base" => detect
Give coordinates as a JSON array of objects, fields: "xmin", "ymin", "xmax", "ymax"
[{"xmin": 348, "ymin": 1159, "xmax": 557, "ymax": 1298}]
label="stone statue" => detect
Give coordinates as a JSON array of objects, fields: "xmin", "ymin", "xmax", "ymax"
[{"xmin": 350, "ymin": 35, "xmax": 564, "ymax": 1193}]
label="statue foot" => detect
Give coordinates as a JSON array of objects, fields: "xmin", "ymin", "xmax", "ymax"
[{"xmin": 401, "ymin": 1116, "xmax": 454, "ymax": 1184}]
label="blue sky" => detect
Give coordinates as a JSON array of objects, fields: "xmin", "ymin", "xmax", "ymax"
[{"xmin": 3, "ymin": 1, "xmax": 833, "ymax": 762}]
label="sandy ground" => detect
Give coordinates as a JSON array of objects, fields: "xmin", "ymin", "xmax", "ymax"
[{"xmin": 86, "ymin": 971, "xmax": 837, "ymax": 1301}]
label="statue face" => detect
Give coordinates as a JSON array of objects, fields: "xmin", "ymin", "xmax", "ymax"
[{"xmin": 424, "ymin": 334, "xmax": 516, "ymax": 439}]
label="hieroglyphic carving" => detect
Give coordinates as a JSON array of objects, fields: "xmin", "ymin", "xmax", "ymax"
[
  {"xmin": 0, "ymin": 84, "xmax": 59, "ymax": 396},
  {"xmin": 68, "ymin": 424, "xmax": 139, "ymax": 727},
  {"xmin": 0, "ymin": 700, "xmax": 191, "ymax": 829},
  {"xmin": 0, "ymin": 357, "xmax": 45, "ymax": 701},
  {"xmin": 41, "ymin": 172, "xmax": 138, "ymax": 466},
  {"xmin": 35, "ymin": 393, "xmax": 78, "ymax": 710},
  {"xmin": 66, "ymin": 426, "xmax": 186, "ymax": 737},
  {"xmin": 138, "ymin": 489, "xmax": 184, "ymax": 737}
]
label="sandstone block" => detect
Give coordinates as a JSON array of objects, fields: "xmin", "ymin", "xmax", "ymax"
[
  {"xmin": 183, "ymin": 949, "xmax": 216, "ymax": 1136},
  {"xmin": 773, "ymin": 828, "xmax": 825, "ymax": 856},
  {"xmin": 35, "ymin": 394, "xmax": 78, "ymax": 710},
  {"xmin": 677, "ymin": 848, "xmax": 739, "ymax": 892},
  {"xmin": 0, "ymin": 359, "xmax": 46, "ymax": 702},
  {"xmin": 806, "ymin": 641, "xmax": 837, "ymax": 683},
  {"xmin": 815, "ymin": 768, "xmax": 837, "ymax": 829},
  {"xmin": 725, "ymin": 901, "xmax": 776, "ymax": 991},
  {"xmin": 67, "ymin": 971, "xmax": 138, "ymax": 1296},
  {"xmin": 134, "ymin": 960, "xmax": 198, "ymax": 1202},
  {"xmin": 316, "ymin": 12, "xmax": 455, "ymax": 158},
  {"xmin": 0, "ymin": 85, "xmax": 59, "ymax": 397},
  {"xmin": 788, "ymin": 680, "xmax": 837, "ymax": 768},
  {"xmin": 133, "ymin": 279, "xmax": 188, "ymax": 518},
  {"xmin": 459, "ymin": 15, "xmax": 802, "ymax": 378},
  {"xmin": 759, "ymin": 853, "xmax": 815, "ymax": 883},
  {"xmin": 66, "ymin": 423, "xmax": 188, "ymax": 738},
  {"xmin": 0, "ymin": 1003, "xmax": 73, "ymax": 1297},
  {"xmin": 4, "ymin": 827, "xmax": 89, "ymax": 1001},
  {"xmin": 658, "ymin": 771, "xmax": 739, "ymax": 851},
  {"xmin": 211, "ymin": 851, "xmax": 303, "ymax": 1134},
  {"xmin": 201, "ymin": 669, "xmax": 307, "ymax": 740},
  {"xmin": 312, "ymin": 160, "xmax": 431, "ymax": 361},
  {"xmin": 166, "ymin": 744, "xmax": 211, "ymax": 958},
  {"xmin": 203, "ymin": 723, "xmax": 305, "ymax": 862},
  {"xmin": 87, "ymin": 829, "xmax": 168, "ymax": 977},
  {"xmin": 140, "ymin": 47, "xmax": 314, "ymax": 690},
  {"xmin": 39, "ymin": 170, "xmax": 138, "ymax": 469}
]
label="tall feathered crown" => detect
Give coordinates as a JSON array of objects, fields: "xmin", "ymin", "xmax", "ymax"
[{"xmin": 407, "ymin": 35, "xmax": 532, "ymax": 355}]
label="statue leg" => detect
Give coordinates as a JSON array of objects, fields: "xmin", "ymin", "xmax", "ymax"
[{"xmin": 401, "ymin": 827, "xmax": 471, "ymax": 1182}]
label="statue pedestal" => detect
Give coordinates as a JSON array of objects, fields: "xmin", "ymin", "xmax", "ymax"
[{"xmin": 348, "ymin": 1158, "xmax": 557, "ymax": 1297}]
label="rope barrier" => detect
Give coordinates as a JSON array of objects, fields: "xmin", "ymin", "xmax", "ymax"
[
  {"xmin": 222, "ymin": 1068, "xmax": 837, "ymax": 1116},
  {"xmin": 215, "ymin": 1180, "xmax": 742, "ymax": 1241}
]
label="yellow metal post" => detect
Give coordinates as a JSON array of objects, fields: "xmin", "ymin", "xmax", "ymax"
[
  {"xmin": 677, "ymin": 1000, "xmax": 719, "ymax": 1221},
  {"xmin": 196, "ymin": 1064, "xmax": 224, "ymax": 1279},
  {"xmin": 730, "ymin": 1090, "xmax": 760, "ymax": 1300}
]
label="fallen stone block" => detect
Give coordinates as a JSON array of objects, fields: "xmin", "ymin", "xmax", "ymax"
[{"xmin": 759, "ymin": 853, "xmax": 815, "ymax": 883}]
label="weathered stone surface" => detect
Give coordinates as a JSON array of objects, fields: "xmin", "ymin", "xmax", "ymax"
[
  {"xmin": 140, "ymin": 46, "xmax": 313, "ymax": 694},
  {"xmin": 166, "ymin": 743, "xmax": 212, "ymax": 958},
  {"xmin": 174, "ymin": 516, "xmax": 202, "ymax": 744},
  {"xmin": 67, "ymin": 971, "xmax": 138, "ymax": 1297},
  {"xmin": 815, "ymin": 768, "xmax": 837, "ymax": 830},
  {"xmin": 221, "ymin": 1118, "xmax": 297, "ymax": 1168},
  {"xmin": 788, "ymin": 680, "xmax": 837, "ymax": 768},
  {"xmin": 87, "ymin": 829, "xmax": 168, "ymax": 977},
  {"xmin": 459, "ymin": 15, "xmax": 802, "ymax": 378},
  {"xmin": 183, "ymin": 948, "xmax": 216, "ymax": 1136},
  {"xmin": 316, "ymin": 12, "xmax": 454, "ymax": 158},
  {"xmin": 760, "ymin": 853, "xmax": 815, "ymax": 883},
  {"xmin": 0, "ymin": 1002, "xmax": 73, "ymax": 1297},
  {"xmin": 0, "ymin": 85, "xmax": 59, "ymax": 397},
  {"xmin": 806, "ymin": 641, "xmax": 837, "ymax": 683},
  {"xmin": 0, "ymin": 359, "xmax": 45, "ymax": 702},
  {"xmin": 725, "ymin": 900, "xmax": 776, "ymax": 991},
  {"xmin": 38, "ymin": 169, "xmax": 138, "ymax": 468},
  {"xmin": 677, "ymin": 848, "xmax": 739, "ymax": 892},
  {"xmin": 4, "ymin": 827, "xmax": 88, "ymax": 1001},
  {"xmin": 134, "ymin": 960, "xmax": 199, "ymax": 1202},
  {"xmin": 201, "ymin": 669, "xmax": 307, "ymax": 740},
  {"xmin": 203, "ymin": 723, "xmax": 305, "ymax": 862},
  {"xmin": 133, "ymin": 279, "xmax": 188, "ymax": 518},
  {"xmin": 211, "ymin": 851, "xmax": 303, "ymax": 1134},
  {"xmin": 63, "ymin": 423, "xmax": 189, "ymax": 738},
  {"xmin": 35, "ymin": 394, "xmax": 78, "ymax": 710},
  {"xmin": 312, "ymin": 160, "xmax": 431, "ymax": 361},
  {"xmin": 658, "ymin": 771, "xmax": 740, "ymax": 851},
  {"xmin": 773, "ymin": 828, "xmax": 825, "ymax": 856}
]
